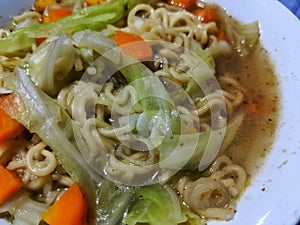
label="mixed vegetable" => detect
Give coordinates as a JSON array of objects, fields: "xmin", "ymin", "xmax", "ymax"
[{"xmin": 0, "ymin": 0, "xmax": 260, "ymax": 224}]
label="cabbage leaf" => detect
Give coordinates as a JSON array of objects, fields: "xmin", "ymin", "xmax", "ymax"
[
  {"xmin": 25, "ymin": 34, "xmax": 77, "ymax": 97},
  {"xmin": 0, "ymin": 68, "xmax": 101, "ymax": 223},
  {"xmin": 0, "ymin": 0, "xmax": 128, "ymax": 56},
  {"xmin": 217, "ymin": 7, "xmax": 260, "ymax": 56},
  {"xmin": 159, "ymin": 113, "xmax": 244, "ymax": 171},
  {"xmin": 96, "ymin": 180, "xmax": 134, "ymax": 225},
  {"xmin": 124, "ymin": 185, "xmax": 186, "ymax": 225}
]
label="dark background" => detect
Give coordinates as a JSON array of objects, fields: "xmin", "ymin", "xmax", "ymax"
[{"xmin": 278, "ymin": 0, "xmax": 300, "ymax": 18}]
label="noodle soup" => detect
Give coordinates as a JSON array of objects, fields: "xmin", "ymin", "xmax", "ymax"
[
  {"xmin": 0, "ymin": 0, "xmax": 279, "ymax": 224},
  {"xmin": 216, "ymin": 44, "xmax": 279, "ymax": 176}
]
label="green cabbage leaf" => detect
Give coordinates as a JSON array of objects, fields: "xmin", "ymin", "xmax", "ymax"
[{"xmin": 124, "ymin": 185, "xmax": 186, "ymax": 225}]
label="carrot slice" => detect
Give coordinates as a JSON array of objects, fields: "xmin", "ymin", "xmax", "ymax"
[
  {"xmin": 42, "ymin": 183, "xmax": 88, "ymax": 225},
  {"xmin": 0, "ymin": 109, "xmax": 25, "ymax": 144},
  {"xmin": 192, "ymin": 7, "xmax": 218, "ymax": 23},
  {"xmin": 246, "ymin": 99, "xmax": 265, "ymax": 115},
  {"xmin": 217, "ymin": 30, "xmax": 227, "ymax": 41},
  {"xmin": 0, "ymin": 165, "xmax": 23, "ymax": 205},
  {"xmin": 168, "ymin": 0, "xmax": 196, "ymax": 10},
  {"xmin": 86, "ymin": 0, "xmax": 106, "ymax": 6},
  {"xmin": 35, "ymin": 37, "xmax": 47, "ymax": 46},
  {"xmin": 112, "ymin": 30, "xmax": 153, "ymax": 61},
  {"xmin": 43, "ymin": 8, "xmax": 73, "ymax": 23},
  {"xmin": 34, "ymin": 0, "xmax": 57, "ymax": 13},
  {"xmin": 38, "ymin": 7, "xmax": 72, "ymax": 44}
]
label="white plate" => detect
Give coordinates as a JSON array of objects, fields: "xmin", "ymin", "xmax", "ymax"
[
  {"xmin": 207, "ymin": 0, "xmax": 300, "ymax": 225},
  {"xmin": 1, "ymin": 0, "xmax": 300, "ymax": 225}
]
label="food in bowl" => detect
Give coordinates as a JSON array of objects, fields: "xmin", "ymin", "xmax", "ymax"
[{"xmin": 0, "ymin": 0, "xmax": 279, "ymax": 224}]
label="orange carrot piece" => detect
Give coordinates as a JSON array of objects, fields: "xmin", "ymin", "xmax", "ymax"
[
  {"xmin": 35, "ymin": 37, "xmax": 47, "ymax": 46},
  {"xmin": 168, "ymin": 0, "xmax": 196, "ymax": 10},
  {"xmin": 41, "ymin": 15, "xmax": 51, "ymax": 24},
  {"xmin": 0, "ymin": 109, "xmax": 25, "ymax": 144},
  {"xmin": 192, "ymin": 7, "xmax": 218, "ymax": 23},
  {"xmin": 86, "ymin": 0, "xmax": 106, "ymax": 6},
  {"xmin": 48, "ymin": 8, "xmax": 72, "ymax": 22},
  {"xmin": 0, "ymin": 165, "xmax": 23, "ymax": 205},
  {"xmin": 34, "ymin": 0, "xmax": 57, "ymax": 13},
  {"xmin": 43, "ymin": 8, "xmax": 73, "ymax": 23},
  {"xmin": 112, "ymin": 30, "xmax": 153, "ymax": 61},
  {"xmin": 37, "ymin": 7, "xmax": 72, "ymax": 44},
  {"xmin": 42, "ymin": 183, "xmax": 88, "ymax": 225},
  {"xmin": 247, "ymin": 100, "xmax": 262, "ymax": 115},
  {"xmin": 217, "ymin": 30, "xmax": 227, "ymax": 41}
]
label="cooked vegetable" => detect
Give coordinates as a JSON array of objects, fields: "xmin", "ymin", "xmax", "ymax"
[
  {"xmin": 86, "ymin": 0, "xmax": 105, "ymax": 6},
  {"xmin": 168, "ymin": 0, "xmax": 195, "ymax": 10},
  {"xmin": 0, "ymin": 0, "xmax": 128, "ymax": 56},
  {"xmin": 192, "ymin": 7, "xmax": 218, "ymax": 23},
  {"xmin": 26, "ymin": 33, "xmax": 77, "ymax": 97},
  {"xmin": 0, "ymin": 191, "xmax": 48, "ymax": 225},
  {"xmin": 0, "ymin": 109, "xmax": 25, "ymax": 144},
  {"xmin": 42, "ymin": 183, "xmax": 88, "ymax": 225},
  {"xmin": 74, "ymin": 30, "xmax": 181, "ymax": 137},
  {"xmin": 34, "ymin": 0, "xmax": 57, "ymax": 12},
  {"xmin": 0, "ymin": 69, "xmax": 101, "ymax": 223},
  {"xmin": 35, "ymin": 37, "xmax": 47, "ymax": 46},
  {"xmin": 185, "ymin": 56, "xmax": 216, "ymax": 100},
  {"xmin": 244, "ymin": 97, "xmax": 266, "ymax": 116},
  {"xmin": 0, "ymin": 79, "xmax": 96, "ymax": 183},
  {"xmin": 217, "ymin": 30, "xmax": 227, "ymax": 41},
  {"xmin": 124, "ymin": 185, "xmax": 192, "ymax": 225},
  {"xmin": 42, "ymin": 8, "xmax": 73, "ymax": 23},
  {"xmin": 112, "ymin": 31, "xmax": 153, "ymax": 61},
  {"xmin": 0, "ymin": 165, "xmax": 23, "ymax": 205},
  {"xmin": 216, "ymin": 7, "xmax": 260, "ymax": 56},
  {"xmin": 159, "ymin": 114, "xmax": 243, "ymax": 171},
  {"xmin": 96, "ymin": 179, "xmax": 133, "ymax": 225}
]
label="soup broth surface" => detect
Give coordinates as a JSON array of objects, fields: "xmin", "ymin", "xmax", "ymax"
[{"xmin": 217, "ymin": 44, "xmax": 280, "ymax": 178}]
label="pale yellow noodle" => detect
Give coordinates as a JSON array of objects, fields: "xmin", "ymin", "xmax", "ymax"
[
  {"xmin": 183, "ymin": 177, "xmax": 230, "ymax": 210},
  {"xmin": 211, "ymin": 164, "xmax": 247, "ymax": 197},
  {"xmin": 13, "ymin": 11, "xmax": 41, "ymax": 22},
  {"xmin": 26, "ymin": 142, "xmax": 57, "ymax": 177},
  {"xmin": 180, "ymin": 156, "xmax": 247, "ymax": 220}
]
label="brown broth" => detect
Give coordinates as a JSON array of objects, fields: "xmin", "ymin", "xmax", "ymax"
[{"xmin": 217, "ymin": 44, "xmax": 280, "ymax": 178}]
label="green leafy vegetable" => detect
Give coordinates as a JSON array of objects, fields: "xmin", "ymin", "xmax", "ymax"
[
  {"xmin": 96, "ymin": 179, "xmax": 134, "ymax": 225},
  {"xmin": 159, "ymin": 113, "xmax": 244, "ymax": 171},
  {"xmin": 0, "ymin": 0, "xmax": 128, "ymax": 56},
  {"xmin": 217, "ymin": 7, "xmax": 260, "ymax": 56},
  {"xmin": 0, "ymin": 191, "xmax": 48, "ymax": 225},
  {"xmin": 191, "ymin": 41, "xmax": 216, "ymax": 70},
  {"xmin": 0, "ymin": 68, "xmax": 101, "ymax": 224},
  {"xmin": 25, "ymin": 34, "xmax": 77, "ymax": 97},
  {"xmin": 124, "ymin": 185, "xmax": 186, "ymax": 225},
  {"xmin": 13, "ymin": 68, "xmax": 92, "ymax": 181},
  {"xmin": 74, "ymin": 30, "xmax": 181, "ymax": 137},
  {"xmin": 120, "ymin": 62, "xmax": 181, "ymax": 136},
  {"xmin": 185, "ymin": 53, "xmax": 216, "ymax": 100}
]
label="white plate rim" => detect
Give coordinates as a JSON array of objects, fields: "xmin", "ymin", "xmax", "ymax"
[
  {"xmin": 207, "ymin": 0, "xmax": 300, "ymax": 225},
  {"xmin": 1, "ymin": 0, "xmax": 300, "ymax": 225}
]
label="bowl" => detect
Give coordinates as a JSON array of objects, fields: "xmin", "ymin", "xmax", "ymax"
[
  {"xmin": 207, "ymin": 0, "xmax": 300, "ymax": 224},
  {"xmin": 0, "ymin": 0, "xmax": 300, "ymax": 224}
]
